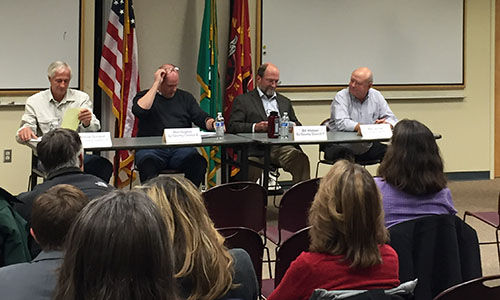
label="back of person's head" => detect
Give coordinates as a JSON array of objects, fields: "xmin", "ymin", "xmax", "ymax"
[
  {"xmin": 141, "ymin": 176, "xmax": 233, "ymax": 300},
  {"xmin": 309, "ymin": 160, "xmax": 388, "ymax": 269},
  {"xmin": 377, "ymin": 119, "xmax": 446, "ymax": 195},
  {"xmin": 31, "ymin": 184, "xmax": 89, "ymax": 251},
  {"xmin": 37, "ymin": 128, "xmax": 82, "ymax": 174},
  {"xmin": 53, "ymin": 189, "xmax": 177, "ymax": 300}
]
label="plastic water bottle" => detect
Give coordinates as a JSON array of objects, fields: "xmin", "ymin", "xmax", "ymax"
[
  {"xmin": 280, "ymin": 112, "xmax": 290, "ymax": 139},
  {"xmin": 215, "ymin": 112, "xmax": 224, "ymax": 139}
]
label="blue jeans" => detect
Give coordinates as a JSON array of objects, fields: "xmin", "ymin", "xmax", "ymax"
[{"xmin": 135, "ymin": 147, "xmax": 207, "ymax": 186}]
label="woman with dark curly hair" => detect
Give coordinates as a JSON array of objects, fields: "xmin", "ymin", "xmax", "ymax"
[{"xmin": 376, "ymin": 119, "xmax": 457, "ymax": 227}]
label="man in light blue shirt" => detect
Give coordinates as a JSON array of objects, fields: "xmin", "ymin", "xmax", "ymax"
[{"xmin": 326, "ymin": 67, "xmax": 397, "ymax": 162}]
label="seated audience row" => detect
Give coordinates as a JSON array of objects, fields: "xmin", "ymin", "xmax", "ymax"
[{"xmin": 1, "ymin": 178, "xmax": 258, "ymax": 300}]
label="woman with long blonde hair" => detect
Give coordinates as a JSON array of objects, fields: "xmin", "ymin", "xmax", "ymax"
[
  {"xmin": 141, "ymin": 176, "xmax": 258, "ymax": 300},
  {"xmin": 268, "ymin": 160, "xmax": 400, "ymax": 300}
]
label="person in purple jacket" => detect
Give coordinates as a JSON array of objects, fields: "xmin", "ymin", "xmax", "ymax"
[{"xmin": 375, "ymin": 119, "xmax": 457, "ymax": 228}]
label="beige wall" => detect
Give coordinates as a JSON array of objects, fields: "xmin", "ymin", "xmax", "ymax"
[{"xmin": 0, "ymin": 0, "xmax": 494, "ymax": 193}]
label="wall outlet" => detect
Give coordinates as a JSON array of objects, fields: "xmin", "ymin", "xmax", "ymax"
[{"xmin": 3, "ymin": 149, "xmax": 12, "ymax": 163}]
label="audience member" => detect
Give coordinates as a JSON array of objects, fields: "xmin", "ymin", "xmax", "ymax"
[
  {"xmin": 0, "ymin": 187, "xmax": 30, "ymax": 266},
  {"xmin": 141, "ymin": 176, "xmax": 258, "ymax": 300},
  {"xmin": 53, "ymin": 189, "xmax": 177, "ymax": 300},
  {"xmin": 326, "ymin": 67, "xmax": 397, "ymax": 163},
  {"xmin": 0, "ymin": 184, "xmax": 89, "ymax": 300},
  {"xmin": 16, "ymin": 61, "xmax": 113, "ymax": 182},
  {"xmin": 376, "ymin": 119, "xmax": 457, "ymax": 227},
  {"xmin": 16, "ymin": 128, "xmax": 112, "ymax": 226},
  {"xmin": 132, "ymin": 63, "xmax": 216, "ymax": 186},
  {"xmin": 268, "ymin": 160, "xmax": 400, "ymax": 300},
  {"xmin": 228, "ymin": 62, "xmax": 310, "ymax": 183}
]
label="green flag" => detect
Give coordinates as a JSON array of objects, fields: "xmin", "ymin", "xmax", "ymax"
[{"xmin": 197, "ymin": 0, "xmax": 221, "ymax": 188}]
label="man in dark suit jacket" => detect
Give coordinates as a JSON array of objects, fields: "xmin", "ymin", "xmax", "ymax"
[
  {"xmin": 228, "ymin": 63, "xmax": 310, "ymax": 183},
  {"xmin": 0, "ymin": 184, "xmax": 89, "ymax": 300}
]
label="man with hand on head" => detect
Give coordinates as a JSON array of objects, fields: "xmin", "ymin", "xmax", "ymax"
[
  {"xmin": 132, "ymin": 64, "xmax": 216, "ymax": 186},
  {"xmin": 325, "ymin": 67, "xmax": 397, "ymax": 163},
  {"xmin": 228, "ymin": 63, "xmax": 310, "ymax": 183},
  {"xmin": 16, "ymin": 61, "xmax": 113, "ymax": 183},
  {"xmin": 0, "ymin": 184, "xmax": 89, "ymax": 300}
]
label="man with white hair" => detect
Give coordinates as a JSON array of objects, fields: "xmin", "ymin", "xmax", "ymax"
[{"xmin": 16, "ymin": 61, "xmax": 113, "ymax": 182}]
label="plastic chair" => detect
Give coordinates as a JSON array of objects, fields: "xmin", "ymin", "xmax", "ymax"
[
  {"xmin": 274, "ymin": 226, "xmax": 311, "ymax": 287},
  {"xmin": 267, "ymin": 178, "xmax": 320, "ymax": 248},
  {"xmin": 202, "ymin": 182, "xmax": 271, "ymax": 276},
  {"xmin": 463, "ymin": 191, "xmax": 500, "ymax": 267},
  {"xmin": 217, "ymin": 227, "xmax": 264, "ymax": 292},
  {"xmin": 433, "ymin": 275, "xmax": 500, "ymax": 300},
  {"xmin": 315, "ymin": 118, "xmax": 380, "ymax": 177},
  {"xmin": 261, "ymin": 227, "xmax": 311, "ymax": 297}
]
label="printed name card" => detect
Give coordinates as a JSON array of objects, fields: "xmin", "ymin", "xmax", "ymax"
[
  {"xmin": 293, "ymin": 126, "xmax": 327, "ymax": 141},
  {"xmin": 163, "ymin": 128, "xmax": 202, "ymax": 144},
  {"xmin": 360, "ymin": 124, "xmax": 393, "ymax": 140},
  {"xmin": 79, "ymin": 132, "xmax": 112, "ymax": 148}
]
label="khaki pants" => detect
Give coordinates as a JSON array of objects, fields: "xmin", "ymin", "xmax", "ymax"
[{"xmin": 248, "ymin": 145, "xmax": 310, "ymax": 184}]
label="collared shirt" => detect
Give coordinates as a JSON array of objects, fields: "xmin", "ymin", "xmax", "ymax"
[
  {"xmin": 328, "ymin": 88, "xmax": 397, "ymax": 154},
  {"xmin": 253, "ymin": 87, "xmax": 279, "ymax": 132},
  {"xmin": 257, "ymin": 87, "xmax": 279, "ymax": 117},
  {"xmin": 16, "ymin": 88, "xmax": 100, "ymax": 143}
]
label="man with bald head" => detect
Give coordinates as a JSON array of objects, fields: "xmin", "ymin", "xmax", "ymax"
[
  {"xmin": 132, "ymin": 64, "xmax": 216, "ymax": 186},
  {"xmin": 229, "ymin": 63, "xmax": 310, "ymax": 183},
  {"xmin": 325, "ymin": 67, "xmax": 397, "ymax": 162}
]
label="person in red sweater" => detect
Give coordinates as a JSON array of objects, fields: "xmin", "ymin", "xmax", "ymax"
[{"xmin": 268, "ymin": 160, "xmax": 400, "ymax": 300}]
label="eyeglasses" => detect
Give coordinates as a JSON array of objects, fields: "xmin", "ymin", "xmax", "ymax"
[
  {"xmin": 166, "ymin": 66, "xmax": 180, "ymax": 74},
  {"xmin": 265, "ymin": 78, "xmax": 281, "ymax": 85}
]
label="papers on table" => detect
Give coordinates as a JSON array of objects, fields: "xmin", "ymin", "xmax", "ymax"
[{"xmin": 200, "ymin": 131, "xmax": 217, "ymax": 138}]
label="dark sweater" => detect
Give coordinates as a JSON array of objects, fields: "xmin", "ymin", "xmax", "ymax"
[{"xmin": 132, "ymin": 89, "xmax": 210, "ymax": 137}]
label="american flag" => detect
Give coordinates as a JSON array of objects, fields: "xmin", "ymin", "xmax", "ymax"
[{"xmin": 98, "ymin": 0, "xmax": 140, "ymax": 187}]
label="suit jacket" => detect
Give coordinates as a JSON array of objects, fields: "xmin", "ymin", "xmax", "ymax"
[
  {"xmin": 228, "ymin": 89, "xmax": 301, "ymax": 133},
  {"xmin": 389, "ymin": 215, "xmax": 482, "ymax": 300},
  {"xmin": 0, "ymin": 250, "xmax": 63, "ymax": 300},
  {"xmin": 228, "ymin": 89, "xmax": 301, "ymax": 156}
]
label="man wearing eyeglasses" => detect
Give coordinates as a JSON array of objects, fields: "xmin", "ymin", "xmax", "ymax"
[
  {"xmin": 228, "ymin": 63, "xmax": 310, "ymax": 183},
  {"xmin": 132, "ymin": 64, "xmax": 216, "ymax": 186}
]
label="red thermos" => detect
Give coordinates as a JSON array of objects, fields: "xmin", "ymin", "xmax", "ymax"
[{"xmin": 267, "ymin": 111, "xmax": 279, "ymax": 138}]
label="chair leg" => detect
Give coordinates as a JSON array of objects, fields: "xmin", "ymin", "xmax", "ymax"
[
  {"xmin": 496, "ymin": 229, "xmax": 500, "ymax": 268},
  {"xmin": 264, "ymin": 246, "xmax": 273, "ymax": 279}
]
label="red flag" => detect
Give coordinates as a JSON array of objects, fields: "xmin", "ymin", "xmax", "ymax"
[
  {"xmin": 224, "ymin": 0, "xmax": 253, "ymax": 177},
  {"xmin": 98, "ymin": 0, "xmax": 140, "ymax": 187},
  {"xmin": 224, "ymin": 0, "xmax": 253, "ymax": 122}
]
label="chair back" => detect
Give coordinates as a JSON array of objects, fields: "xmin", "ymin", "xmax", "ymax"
[
  {"xmin": 275, "ymin": 226, "xmax": 311, "ymax": 287},
  {"xmin": 433, "ymin": 275, "xmax": 500, "ymax": 300},
  {"xmin": 279, "ymin": 178, "xmax": 320, "ymax": 233},
  {"xmin": 203, "ymin": 182, "xmax": 267, "ymax": 234},
  {"xmin": 217, "ymin": 227, "xmax": 264, "ymax": 290},
  {"xmin": 389, "ymin": 214, "xmax": 482, "ymax": 300}
]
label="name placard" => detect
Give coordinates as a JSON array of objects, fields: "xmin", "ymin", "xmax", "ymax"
[
  {"xmin": 293, "ymin": 126, "xmax": 328, "ymax": 141},
  {"xmin": 79, "ymin": 132, "xmax": 112, "ymax": 148},
  {"xmin": 163, "ymin": 128, "xmax": 202, "ymax": 144},
  {"xmin": 360, "ymin": 124, "xmax": 393, "ymax": 140}
]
